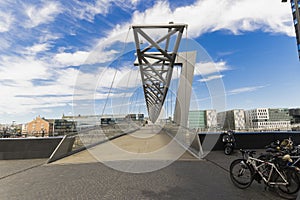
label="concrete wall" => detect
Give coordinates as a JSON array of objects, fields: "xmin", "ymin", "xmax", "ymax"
[
  {"xmin": 199, "ymin": 132, "xmax": 300, "ymax": 151},
  {"xmin": 0, "ymin": 137, "xmax": 63, "ymax": 159},
  {"xmin": 47, "ymin": 136, "xmax": 75, "ymax": 163}
]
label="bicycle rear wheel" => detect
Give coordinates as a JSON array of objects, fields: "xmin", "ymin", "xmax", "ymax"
[
  {"xmin": 230, "ymin": 159, "xmax": 254, "ymax": 189},
  {"xmin": 278, "ymin": 168, "xmax": 300, "ymax": 195}
]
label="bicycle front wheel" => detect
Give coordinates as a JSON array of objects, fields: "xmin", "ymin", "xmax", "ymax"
[
  {"xmin": 230, "ymin": 159, "xmax": 254, "ymax": 189},
  {"xmin": 278, "ymin": 168, "xmax": 300, "ymax": 195}
]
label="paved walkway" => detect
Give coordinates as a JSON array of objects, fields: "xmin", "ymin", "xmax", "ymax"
[
  {"xmin": 53, "ymin": 125, "xmax": 196, "ymax": 165},
  {"xmin": 0, "ymin": 126, "xmax": 298, "ymax": 199},
  {"xmin": 0, "ymin": 152, "xmax": 289, "ymax": 200},
  {"xmin": 0, "ymin": 159, "xmax": 46, "ymax": 179}
]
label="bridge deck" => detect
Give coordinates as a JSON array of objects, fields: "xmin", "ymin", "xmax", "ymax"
[
  {"xmin": 53, "ymin": 125, "xmax": 196, "ymax": 165},
  {"xmin": 0, "ymin": 150, "xmax": 288, "ymax": 200}
]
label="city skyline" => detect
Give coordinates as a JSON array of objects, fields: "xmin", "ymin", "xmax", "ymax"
[
  {"xmin": 0, "ymin": 0, "xmax": 300, "ymax": 124},
  {"xmin": 1, "ymin": 106, "xmax": 299, "ymax": 126}
]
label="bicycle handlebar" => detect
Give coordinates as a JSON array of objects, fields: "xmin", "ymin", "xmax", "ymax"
[{"xmin": 239, "ymin": 149, "xmax": 256, "ymax": 158}]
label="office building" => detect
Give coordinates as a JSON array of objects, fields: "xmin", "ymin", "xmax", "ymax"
[
  {"xmin": 188, "ymin": 110, "xmax": 206, "ymax": 130},
  {"xmin": 217, "ymin": 109, "xmax": 246, "ymax": 131},
  {"xmin": 26, "ymin": 116, "xmax": 76, "ymax": 137},
  {"xmin": 289, "ymin": 108, "xmax": 300, "ymax": 123},
  {"xmin": 188, "ymin": 110, "xmax": 217, "ymax": 131},
  {"xmin": 245, "ymin": 108, "xmax": 291, "ymax": 131}
]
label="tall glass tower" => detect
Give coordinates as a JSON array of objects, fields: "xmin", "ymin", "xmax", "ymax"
[{"xmin": 282, "ymin": 0, "xmax": 300, "ymax": 60}]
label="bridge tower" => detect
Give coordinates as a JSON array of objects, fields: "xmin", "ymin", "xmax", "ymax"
[
  {"xmin": 132, "ymin": 23, "xmax": 196, "ymax": 127},
  {"xmin": 282, "ymin": 0, "xmax": 300, "ymax": 60}
]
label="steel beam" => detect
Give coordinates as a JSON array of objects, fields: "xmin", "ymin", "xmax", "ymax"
[{"xmin": 132, "ymin": 23, "xmax": 186, "ymax": 123}]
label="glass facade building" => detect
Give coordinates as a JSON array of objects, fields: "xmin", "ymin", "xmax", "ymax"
[
  {"xmin": 268, "ymin": 108, "xmax": 291, "ymax": 121},
  {"xmin": 188, "ymin": 110, "xmax": 206, "ymax": 130},
  {"xmin": 289, "ymin": 108, "xmax": 300, "ymax": 123},
  {"xmin": 188, "ymin": 110, "xmax": 217, "ymax": 131}
]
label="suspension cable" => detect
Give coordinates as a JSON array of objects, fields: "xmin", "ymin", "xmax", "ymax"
[
  {"xmin": 134, "ymin": 68, "xmax": 140, "ymax": 114},
  {"xmin": 101, "ymin": 68, "xmax": 118, "ymax": 116},
  {"xmin": 184, "ymin": 25, "xmax": 188, "ymax": 126},
  {"xmin": 128, "ymin": 70, "xmax": 139, "ymax": 114},
  {"xmin": 101, "ymin": 27, "xmax": 131, "ymax": 117}
]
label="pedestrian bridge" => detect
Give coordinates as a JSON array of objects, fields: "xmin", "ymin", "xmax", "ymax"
[
  {"xmin": 52, "ymin": 125, "xmax": 197, "ymax": 165},
  {"xmin": 60, "ymin": 23, "xmax": 225, "ymax": 168}
]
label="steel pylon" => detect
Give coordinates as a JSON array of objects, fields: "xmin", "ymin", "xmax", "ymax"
[{"xmin": 132, "ymin": 23, "xmax": 186, "ymax": 123}]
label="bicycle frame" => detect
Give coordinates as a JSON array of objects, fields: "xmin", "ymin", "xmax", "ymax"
[
  {"xmin": 290, "ymin": 155, "xmax": 300, "ymax": 167},
  {"xmin": 246, "ymin": 157, "xmax": 289, "ymax": 186}
]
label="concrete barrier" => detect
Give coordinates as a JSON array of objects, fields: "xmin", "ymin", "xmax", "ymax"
[
  {"xmin": 0, "ymin": 137, "xmax": 63, "ymax": 159},
  {"xmin": 47, "ymin": 136, "xmax": 76, "ymax": 163},
  {"xmin": 199, "ymin": 132, "xmax": 300, "ymax": 151},
  {"xmin": 46, "ymin": 125, "xmax": 140, "ymax": 163}
]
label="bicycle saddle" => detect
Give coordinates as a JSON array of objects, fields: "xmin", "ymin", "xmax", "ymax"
[{"xmin": 240, "ymin": 149, "xmax": 256, "ymax": 155}]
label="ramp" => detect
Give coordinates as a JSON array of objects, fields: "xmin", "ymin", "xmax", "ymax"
[{"xmin": 51, "ymin": 125, "xmax": 198, "ymax": 165}]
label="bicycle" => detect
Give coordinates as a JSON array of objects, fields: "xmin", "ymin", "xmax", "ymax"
[
  {"xmin": 259, "ymin": 138, "xmax": 300, "ymax": 169},
  {"xmin": 229, "ymin": 149, "xmax": 300, "ymax": 195}
]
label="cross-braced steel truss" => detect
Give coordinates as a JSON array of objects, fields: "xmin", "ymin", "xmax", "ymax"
[{"xmin": 132, "ymin": 24, "xmax": 187, "ymax": 123}]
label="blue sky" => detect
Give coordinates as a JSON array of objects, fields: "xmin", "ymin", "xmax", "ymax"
[{"xmin": 0, "ymin": 0, "xmax": 299, "ymax": 124}]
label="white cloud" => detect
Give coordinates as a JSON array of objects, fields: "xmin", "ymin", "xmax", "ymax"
[
  {"xmin": 74, "ymin": 0, "xmax": 111, "ymax": 22},
  {"xmin": 176, "ymin": 0, "xmax": 294, "ymax": 37},
  {"xmin": 38, "ymin": 32, "xmax": 61, "ymax": 43},
  {"xmin": 0, "ymin": 37, "xmax": 11, "ymax": 50},
  {"xmin": 86, "ymin": 0, "xmax": 294, "ymax": 69},
  {"xmin": 74, "ymin": 66, "xmax": 140, "ymax": 95},
  {"xmin": 63, "ymin": 0, "xmax": 293, "ymax": 71},
  {"xmin": 107, "ymin": 0, "xmax": 294, "ymax": 42},
  {"xmin": 0, "ymin": 11, "xmax": 13, "ymax": 32},
  {"xmin": 0, "ymin": 56, "xmax": 50, "ymax": 85},
  {"xmin": 0, "ymin": 54, "xmax": 79, "ymax": 116},
  {"xmin": 54, "ymin": 51, "xmax": 90, "ymax": 66},
  {"xmin": 26, "ymin": 43, "xmax": 51, "ymax": 55},
  {"xmin": 129, "ymin": 0, "xmax": 140, "ymax": 5},
  {"xmin": 0, "ymin": 0, "xmax": 294, "ymax": 122},
  {"xmin": 195, "ymin": 61, "xmax": 230, "ymax": 75},
  {"xmin": 24, "ymin": 1, "xmax": 62, "ymax": 28},
  {"xmin": 228, "ymin": 85, "xmax": 267, "ymax": 95},
  {"xmin": 54, "ymin": 46, "xmax": 119, "ymax": 66},
  {"xmin": 217, "ymin": 51, "xmax": 237, "ymax": 57},
  {"xmin": 55, "ymin": 68, "xmax": 79, "ymax": 89},
  {"xmin": 73, "ymin": 0, "xmax": 139, "ymax": 22},
  {"xmin": 199, "ymin": 75, "xmax": 224, "ymax": 82}
]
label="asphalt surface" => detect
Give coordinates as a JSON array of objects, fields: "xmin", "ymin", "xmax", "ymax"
[
  {"xmin": 0, "ymin": 125, "xmax": 299, "ymax": 200},
  {"xmin": 0, "ymin": 158, "xmax": 46, "ymax": 179},
  {"xmin": 0, "ymin": 151, "xmax": 296, "ymax": 200}
]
